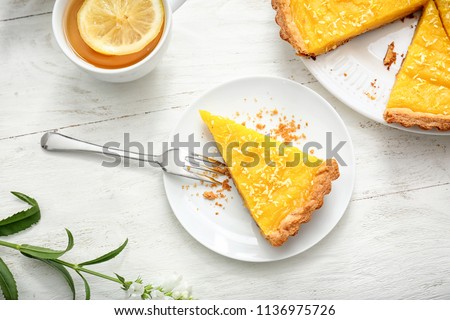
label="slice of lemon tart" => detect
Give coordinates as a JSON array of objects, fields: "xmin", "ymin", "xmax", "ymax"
[
  {"xmin": 272, "ymin": 0, "xmax": 426, "ymax": 57},
  {"xmin": 435, "ymin": 0, "xmax": 450, "ymax": 36},
  {"xmin": 200, "ymin": 110, "xmax": 340, "ymax": 246},
  {"xmin": 384, "ymin": 0, "xmax": 450, "ymax": 131}
]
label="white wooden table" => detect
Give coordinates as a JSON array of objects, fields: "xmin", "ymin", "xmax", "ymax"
[{"xmin": 1, "ymin": 0, "xmax": 449, "ymax": 300}]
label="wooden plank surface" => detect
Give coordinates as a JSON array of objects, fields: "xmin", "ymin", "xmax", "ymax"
[
  {"xmin": 0, "ymin": 0, "xmax": 449, "ymax": 300},
  {"xmin": 0, "ymin": 1, "xmax": 53, "ymax": 21}
]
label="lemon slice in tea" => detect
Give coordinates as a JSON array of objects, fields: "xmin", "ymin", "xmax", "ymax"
[{"xmin": 77, "ymin": 0, "xmax": 164, "ymax": 56}]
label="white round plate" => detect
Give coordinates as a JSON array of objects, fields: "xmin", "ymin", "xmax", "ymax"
[
  {"xmin": 302, "ymin": 12, "xmax": 450, "ymax": 136},
  {"xmin": 163, "ymin": 76, "xmax": 355, "ymax": 262}
]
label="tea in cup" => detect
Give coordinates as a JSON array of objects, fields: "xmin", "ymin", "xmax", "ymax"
[{"xmin": 52, "ymin": 0, "xmax": 186, "ymax": 82}]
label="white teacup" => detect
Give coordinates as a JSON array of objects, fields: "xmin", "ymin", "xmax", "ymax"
[{"xmin": 52, "ymin": 0, "xmax": 186, "ymax": 83}]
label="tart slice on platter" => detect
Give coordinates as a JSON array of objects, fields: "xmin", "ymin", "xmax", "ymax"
[
  {"xmin": 272, "ymin": 0, "xmax": 426, "ymax": 57},
  {"xmin": 384, "ymin": 0, "xmax": 450, "ymax": 131},
  {"xmin": 200, "ymin": 110, "xmax": 339, "ymax": 246},
  {"xmin": 435, "ymin": 0, "xmax": 450, "ymax": 36}
]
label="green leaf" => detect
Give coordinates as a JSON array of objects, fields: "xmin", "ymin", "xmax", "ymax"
[
  {"xmin": 19, "ymin": 229, "xmax": 74, "ymax": 259},
  {"xmin": 115, "ymin": 273, "xmax": 132, "ymax": 291},
  {"xmin": 65, "ymin": 229, "xmax": 75, "ymax": 251},
  {"xmin": 76, "ymin": 271, "xmax": 91, "ymax": 300},
  {"xmin": 39, "ymin": 260, "xmax": 76, "ymax": 300},
  {"xmin": 0, "ymin": 257, "xmax": 18, "ymax": 300},
  {"xmin": 10, "ymin": 192, "xmax": 37, "ymax": 206},
  {"xmin": 21, "ymin": 253, "xmax": 77, "ymax": 300},
  {"xmin": 0, "ymin": 192, "xmax": 40, "ymax": 236},
  {"xmin": 79, "ymin": 239, "xmax": 128, "ymax": 266},
  {"xmin": 115, "ymin": 273, "xmax": 126, "ymax": 285}
]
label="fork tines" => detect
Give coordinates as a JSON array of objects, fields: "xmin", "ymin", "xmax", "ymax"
[{"xmin": 184, "ymin": 153, "xmax": 229, "ymax": 184}]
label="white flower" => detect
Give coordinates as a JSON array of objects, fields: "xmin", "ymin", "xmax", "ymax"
[
  {"xmin": 150, "ymin": 290, "xmax": 173, "ymax": 300},
  {"xmin": 157, "ymin": 273, "xmax": 183, "ymax": 292},
  {"xmin": 171, "ymin": 281, "xmax": 192, "ymax": 300},
  {"xmin": 127, "ymin": 281, "xmax": 145, "ymax": 299}
]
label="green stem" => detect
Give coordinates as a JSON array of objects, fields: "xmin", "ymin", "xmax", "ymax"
[
  {"xmin": 0, "ymin": 239, "xmax": 120, "ymax": 284},
  {"xmin": 54, "ymin": 259, "xmax": 121, "ymax": 284},
  {"xmin": 0, "ymin": 239, "xmax": 20, "ymax": 250}
]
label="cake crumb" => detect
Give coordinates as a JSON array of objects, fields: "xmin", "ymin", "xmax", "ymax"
[
  {"xmin": 256, "ymin": 110, "xmax": 263, "ymax": 119},
  {"xmin": 203, "ymin": 191, "xmax": 218, "ymax": 200},
  {"xmin": 271, "ymin": 119, "xmax": 301, "ymax": 143},
  {"xmin": 371, "ymin": 79, "xmax": 378, "ymax": 88},
  {"xmin": 383, "ymin": 41, "xmax": 397, "ymax": 70},
  {"xmin": 221, "ymin": 179, "xmax": 232, "ymax": 192},
  {"xmin": 344, "ymin": 73, "xmax": 348, "ymax": 77},
  {"xmin": 365, "ymin": 92, "xmax": 376, "ymax": 100}
]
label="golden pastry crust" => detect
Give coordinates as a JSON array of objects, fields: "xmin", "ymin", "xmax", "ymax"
[
  {"xmin": 384, "ymin": 108, "xmax": 450, "ymax": 131},
  {"xmin": 265, "ymin": 159, "xmax": 340, "ymax": 246},
  {"xmin": 272, "ymin": 0, "xmax": 311, "ymax": 56}
]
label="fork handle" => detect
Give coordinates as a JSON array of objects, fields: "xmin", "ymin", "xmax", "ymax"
[{"xmin": 40, "ymin": 132, "xmax": 159, "ymax": 164}]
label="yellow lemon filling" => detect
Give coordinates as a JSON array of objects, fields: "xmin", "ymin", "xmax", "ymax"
[
  {"xmin": 386, "ymin": 0, "xmax": 450, "ymax": 116},
  {"xmin": 200, "ymin": 110, "xmax": 322, "ymax": 235},
  {"xmin": 289, "ymin": 0, "xmax": 426, "ymax": 56}
]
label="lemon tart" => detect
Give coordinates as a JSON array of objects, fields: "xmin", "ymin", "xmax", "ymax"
[
  {"xmin": 200, "ymin": 110, "xmax": 340, "ymax": 246},
  {"xmin": 384, "ymin": 0, "xmax": 450, "ymax": 131},
  {"xmin": 436, "ymin": 0, "xmax": 450, "ymax": 36},
  {"xmin": 272, "ymin": 0, "xmax": 426, "ymax": 57}
]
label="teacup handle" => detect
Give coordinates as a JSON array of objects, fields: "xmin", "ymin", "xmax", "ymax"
[{"xmin": 169, "ymin": 0, "xmax": 187, "ymax": 12}]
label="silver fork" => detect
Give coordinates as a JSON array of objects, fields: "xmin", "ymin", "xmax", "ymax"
[{"xmin": 40, "ymin": 132, "xmax": 229, "ymax": 183}]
